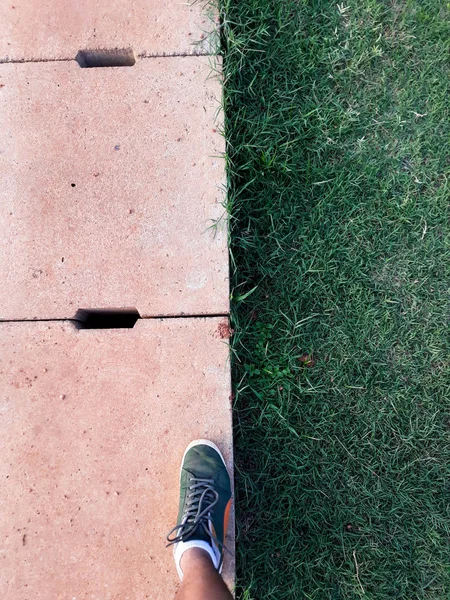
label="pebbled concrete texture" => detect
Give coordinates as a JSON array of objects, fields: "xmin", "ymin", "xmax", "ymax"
[
  {"xmin": 0, "ymin": 58, "xmax": 228, "ymax": 320},
  {"xmin": 0, "ymin": 318, "xmax": 234, "ymax": 599},
  {"xmin": 0, "ymin": 0, "xmax": 218, "ymax": 62}
]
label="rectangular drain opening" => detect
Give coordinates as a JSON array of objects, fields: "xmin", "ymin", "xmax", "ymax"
[
  {"xmin": 76, "ymin": 48, "xmax": 136, "ymax": 68},
  {"xmin": 74, "ymin": 308, "xmax": 140, "ymax": 330}
]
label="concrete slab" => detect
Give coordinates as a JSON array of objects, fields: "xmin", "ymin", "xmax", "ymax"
[
  {"xmin": 0, "ymin": 0, "xmax": 217, "ymax": 62},
  {"xmin": 0, "ymin": 317, "xmax": 234, "ymax": 598},
  {"xmin": 0, "ymin": 58, "xmax": 228, "ymax": 320}
]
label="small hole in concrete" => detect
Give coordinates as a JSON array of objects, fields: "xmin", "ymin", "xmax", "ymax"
[
  {"xmin": 74, "ymin": 308, "xmax": 140, "ymax": 330},
  {"xmin": 76, "ymin": 48, "xmax": 136, "ymax": 68},
  {"xmin": 71, "ymin": 183, "xmax": 76, "ymax": 187}
]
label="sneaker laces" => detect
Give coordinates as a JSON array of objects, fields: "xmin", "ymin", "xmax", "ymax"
[{"xmin": 166, "ymin": 477, "xmax": 230, "ymax": 557}]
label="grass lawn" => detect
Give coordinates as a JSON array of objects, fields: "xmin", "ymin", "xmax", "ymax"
[{"xmin": 221, "ymin": 1, "xmax": 450, "ymax": 598}]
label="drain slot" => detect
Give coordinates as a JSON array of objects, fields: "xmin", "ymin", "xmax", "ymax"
[
  {"xmin": 74, "ymin": 308, "xmax": 140, "ymax": 330},
  {"xmin": 76, "ymin": 48, "xmax": 136, "ymax": 68}
]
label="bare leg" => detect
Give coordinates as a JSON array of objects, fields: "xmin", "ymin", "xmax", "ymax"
[{"xmin": 175, "ymin": 548, "xmax": 233, "ymax": 600}]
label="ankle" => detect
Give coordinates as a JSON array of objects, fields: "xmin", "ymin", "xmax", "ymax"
[
  {"xmin": 181, "ymin": 547, "xmax": 215, "ymax": 574},
  {"xmin": 174, "ymin": 539, "xmax": 220, "ymax": 580}
]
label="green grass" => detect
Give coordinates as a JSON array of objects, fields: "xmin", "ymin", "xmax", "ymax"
[{"xmin": 221, "ymin": 1, "xmax": 450, "ymax": 598}]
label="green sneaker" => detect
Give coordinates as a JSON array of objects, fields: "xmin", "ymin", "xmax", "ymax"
[{"xmin": 166, "ymin": 439, "xmax": 232, "ymax": 580}]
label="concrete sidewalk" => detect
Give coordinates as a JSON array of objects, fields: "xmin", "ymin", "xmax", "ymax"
[
  {"xmin": 0, "ymin": 58, "xmax": 227, "ymax": 320},
  {"xmin": 0, "ymin": 1, "xmax": 233, "ymax": 598},
  {"xmin": 0, "ymin": 319, "xmax": 233, "ymax": 598},
  {"xmin": 0, "ymin": 0, "xmax": 217, "ymax": 61}
]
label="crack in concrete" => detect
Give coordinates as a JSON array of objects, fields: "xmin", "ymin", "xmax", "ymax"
[
  {"xmin": 0, "ymin": 51, "xmax": 217, "ymax": 65},
  {"xmin": 0, "ymin": 313, "xmax": 229, "ymax": 323}
]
